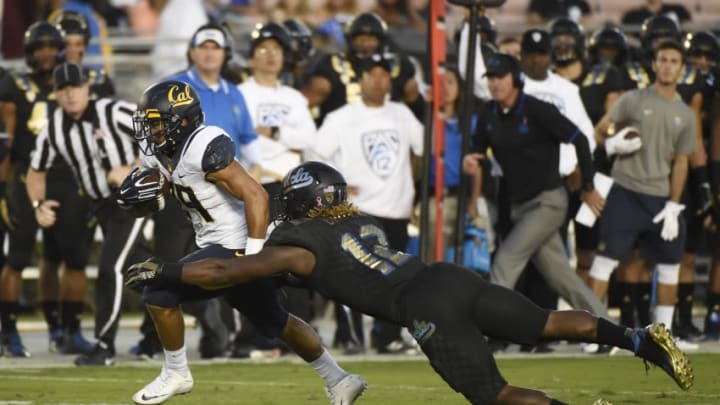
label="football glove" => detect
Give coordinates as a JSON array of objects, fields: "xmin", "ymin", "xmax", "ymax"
[
  {"xmin": 125, "ymin": 258, "xmax": 163, "ymax": 291},
  {"xmin": 116, "ymin": 167, "xmax": 165, "ymax": 209},
  {"xmin": 605, "ymin": 127, "xmax": 642, "ymax": 156},
  {"xmin": 652, "ymin": 201, "xmax": 685, "ymax": 241}
]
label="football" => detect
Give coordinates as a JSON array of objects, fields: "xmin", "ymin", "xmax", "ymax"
[{"xmin": 118, "ymin": 167, "xmax": 170, "ymax": 218}]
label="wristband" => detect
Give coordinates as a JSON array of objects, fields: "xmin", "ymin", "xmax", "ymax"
[
  {"xmin": 32, "ymin": 199, "xmax": 45, "ymax": 210},
  {"xmin": 245, "ymin": 237, "xmax": 265, "ymax": 255},
  {"xmin": 157, "ymin": 262, "xmax": 183, "ymax": 284}
]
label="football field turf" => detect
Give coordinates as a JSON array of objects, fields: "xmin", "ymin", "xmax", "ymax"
[{"xmin": 0, "ymin": 354, "xmax": 717, "ymax": 405}]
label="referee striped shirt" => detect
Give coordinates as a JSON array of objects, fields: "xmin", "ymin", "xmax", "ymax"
[{"xmin": 30, "ymin": 98, "xmax": 138, "ymax": 200}]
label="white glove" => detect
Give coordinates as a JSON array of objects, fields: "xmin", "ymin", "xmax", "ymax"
[
  {"xmin": 652, "ymin": 201, "xmax": 685, "ymax": 241},
  {"xmin": 605, "ymin": 127, "xmax": 642, "ymax": 156}
]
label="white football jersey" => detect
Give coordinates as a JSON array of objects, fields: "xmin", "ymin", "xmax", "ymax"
[{"xmin": 141, "ymin": 125, "xmax": 249, "ymax": 249}]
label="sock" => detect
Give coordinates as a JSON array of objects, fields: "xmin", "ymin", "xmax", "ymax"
[
  {"xmin": 636, "ymin": 283, "xmax": 652, "ymax": 326},
  {"xmin": 596, "ymin": 317, "xmax": 634, "ymax": 352},
  {"xmin": 655, "ymin": 305, "xmax": 675, "ymax": 332},
  {"xmin": 309, "ymin": 348, "xmax": 347, "ymax": 387},
  {"xmin": 41, "ymin": 301, "xmax": 60, "ymax": 332},
  {"xmin": 675, "ymin": 283, "xmax": 694, "ymax": 326},
  {"xmin": 0, "ymin": 301, "xmax": 19, "ymax": 333},
  {"xmin": 705, "ymin": 292, "xmax": 720, "ymax": 333},
  {"xmin": 618, "ymin": 282, "xmax": 637, "ymax": 327},
  {"xmin": 550, "ymin": 399, "xmax": 569, "ymax": 405},
  {"xmin": 61, "ymin": 301, "xmax": 84, "ymax": 333},
  {"xmin": 164, "ymin": 346, "xmax": 189, "ymax": 376}
]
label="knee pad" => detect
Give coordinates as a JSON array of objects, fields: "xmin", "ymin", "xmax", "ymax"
[
  {"xmin": 656, "ymin": 263, "xmax": 680, "ymax": 285},
  {"xmin": 143, "ymin": 286, "xmax": 181, "ymax": 308},
  {"xmin": 589, "ymin": 255, "xmax": 618, "ymax": 282}
]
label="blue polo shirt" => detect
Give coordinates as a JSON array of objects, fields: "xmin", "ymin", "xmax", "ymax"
[
  {"xmin": 170, "ymin": 68, "xmax": 257, "ymax": 159},
  {"xmin": 430, "ymin": 115, "xmax": 477, "ymax": 189}
]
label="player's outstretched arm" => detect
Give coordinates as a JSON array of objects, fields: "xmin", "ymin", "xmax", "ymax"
[{"xmin": 125, "ymin": 246, "xmax": 315, "ymax": 289}]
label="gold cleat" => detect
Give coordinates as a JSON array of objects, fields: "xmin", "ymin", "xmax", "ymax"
[{"xmin": 634, "ymin": 323, "xmax": 694, "ymax": 390}]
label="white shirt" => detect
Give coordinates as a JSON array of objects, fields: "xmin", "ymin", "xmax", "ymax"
[
  {"xmin": 458, "ymin": 22, "xmax": 490, "ymax": 101},
  {"xmin": 313, "ymin": 100, "xmax": 424, "ymax": 219},
  {"xmin": 141, "ymin": 125, "xmax": 249, "ymax": 249},
  {"xmin": 238, "ymin": 77, "xmax": 317, "ymax": 182},
  {"xmin": 151, "ymin": 0, "xmax": 208, "ymax": 80},
  {"xmin": 524, "ymin": 72, "xmax": 596, "ymax": 175}
]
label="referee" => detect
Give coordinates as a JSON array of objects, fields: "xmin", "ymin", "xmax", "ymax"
[{"xmin": 26, "ymin": 63, "xmax": 150, "ymax": 366}]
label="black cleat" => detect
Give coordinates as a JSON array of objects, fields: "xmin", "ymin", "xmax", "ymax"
[
  {"xmin": 633, "ymin": 323, "xmax": 694, "ymax": 390},
  {"xmin": 74, "ymin": 342, "xmax": 115, "ymax": 366}
]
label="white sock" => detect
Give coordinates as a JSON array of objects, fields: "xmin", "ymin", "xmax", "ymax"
[
  {"xmin": 309, "ymin": 349, "xmax": 346, "ymax": 387},
  {"xmin": 655, "ymin": 305, "xmax": 675, "ymax": 333},
  {"xmin": 164, "ymin": 346, "xmax": 189, "ymax": 376}
]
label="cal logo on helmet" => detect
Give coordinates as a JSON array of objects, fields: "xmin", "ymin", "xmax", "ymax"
[{"xmin": 167, "ymin": 84, "xmax": 195, "ymax": 108}]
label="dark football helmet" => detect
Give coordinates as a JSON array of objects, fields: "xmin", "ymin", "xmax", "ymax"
[
  {"xmin": 284, "ymin": 19, "xmax": 314, "ymax": 66},
  {"xmin": 685, "ymin": 31, "xmax": 720, "ymax": 62},
  {"xmin": 345, "ymin": 12, "xmax": 388, "ymax": 58},
  {"xmin": 549, "ymin": 17, "xmax": 585, "ymax": 65},
  {"xmin": 250, "ymin": 22, "xmax": 292, "ymax": 58},
  {"xmin": 52, "ymin": 10, "xmax": 90, "ymax": 45},
  {"xmin": 24, "ymin": 21, "xmax": 65, "ymax": 69},
  {"xmin": 133, "ymin": 80, "xmax": 204, "ymax": 156},
  {"xmin": 588, "ymin": 24, "xmax": 628, "ymax": 66},
  {"xmin": 281, "ymin": 162, "xmax": 348, "ymax": 220},
  {"xmin": 641, "ymin": 15, "xmax": 682, "ymax": 50}
]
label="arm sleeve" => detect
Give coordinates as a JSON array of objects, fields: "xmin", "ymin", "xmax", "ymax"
[
  {"xmin": 403, "ymin": 105, "xmax": 424, "ymax": 156},
  {"xmin": 202, "ymin": 135, "xmax": 236, "ymax": 173},
  {"xmin": 458, "ymin": 22, "xmax": 490, "ymax": 101},
  {"xmin": 313, "ymin": 111, "xmax": 341, "ymax": 160},
  {"xmin": 565, "ymin": 86, "xmax": 596, "ymax": 152},
  {"xmin": 278, "ymin": 93, "xmax": 317, "ymax": 151},
  {"xmin": 29, "ymin": 127, "xmax": 55, "ymax": 171}
]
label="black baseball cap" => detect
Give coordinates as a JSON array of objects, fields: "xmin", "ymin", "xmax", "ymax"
[
  {"xmin": 483, "ymin": 52, "xmax": 520, "ymax": 77},
  {"xmin": 521, "ymin": 29, "xmax": 552, "ymax": 53},
  {"xmin": 53, "ymin": 62, "xmax": 87, "ymax": 89}
]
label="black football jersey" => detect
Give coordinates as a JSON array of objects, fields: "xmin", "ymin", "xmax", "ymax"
[
  {"xmin": 310, "ymin": 52, "xmax": 416, "ymax": 125},
  {"xmin": 265, "ymin": 214, "xmax": 425, "ymax": 321},
  {"xmin": 574, "ymin": 63, "xmax": 624, "ymax": 125},
  {"xmin": 84, "ymin": 66, "xmax": 115, "ymax": 99},
  {"xmin": 699, "ymin": 67, "xmax": 720, "ymax": 142},
  {"xmin": 620, "ymin": 62, "xmax": 703, "ymax": 105},
  {"xmin": 0, "ymin": 70, "xmax": 57, "ymax": 166}
]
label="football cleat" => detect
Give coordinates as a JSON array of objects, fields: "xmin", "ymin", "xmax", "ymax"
[
  {"xmin": 132, "ymin": 367, "xmax": 193, "ymax": 405},
  {"xmin": 325, "ymin": 374, "xmax": 367, "ymax": 405},
  {"xmin": 0, "ymin": 331, "xmax": 30, "ymax": 358},
  {"xmin": 49, "ymin": 328, "xmax": 64, "ymax": 353},
  {"xmin": 74, "ymin": 342, "xmax": 115, "ymax": 366},
  {"xmin": 633, "ymin": 323, "xmax": 694, "ymax": 390},
  {"xmin": 60, "ymin": 331, "xmax": 94, "ymax": 355}
]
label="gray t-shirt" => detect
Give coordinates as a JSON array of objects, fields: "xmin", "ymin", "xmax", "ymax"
[{"xmin": 608, "ymin": 87, "xmax": 696, "ymax": 197}]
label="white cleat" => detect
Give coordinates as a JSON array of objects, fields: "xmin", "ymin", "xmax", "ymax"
[
  {"xmin": 132, "ymin": 367, "xmax": 193, "ymax": 405},
  {"xmin": 325, "ymin": 374, "xmax": 367, "ymax": 405}
]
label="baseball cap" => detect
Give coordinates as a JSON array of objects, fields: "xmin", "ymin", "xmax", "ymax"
[
  {"xmin": 483, "ymin": 53, "xmax": 520, "ymax": 77},
  {"xmin": 53, "ymin": 62, "xmax": 87, "ymax": 89},
  {"xmin": 521, "ymin": 29, "xmax": 551, "ymax": 53},
  {"xmin": 356, "ymin": 53, "xmax": 393, "ymax": 74},
  {"xmin": 192, "ymin": 27, "xmax": 227, "ymax": 48}
]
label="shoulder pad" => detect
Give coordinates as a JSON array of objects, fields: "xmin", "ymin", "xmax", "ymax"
[
  {"xmin": 201, "ymin": 135, "xmax": 235, "ymax": 173},
  {"xmin": 582, "ymin": 64, "xmax": 609, "ymax": 87},
  {"xmin": 677, "ymin": 65, "xmax": 697, "ymax": 85}
]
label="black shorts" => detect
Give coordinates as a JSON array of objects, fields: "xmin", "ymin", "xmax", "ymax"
[
  {"xmin": 398, "ymin": 263, "xmax": 549, "ymax": 404},
  {"xmin": 681, "ymin": 185, "xmax": 705, "ymax": 254},
  {"xmin": 597, "ymin": 184, "xmax": 685, "ymax": 263},
  {"xmin": 143, "ymin": 244, "xmax": 289, "ymax": 339},
  {"xmin": 42, "ymin": 170, "xmax": 93, "ymax": 269}
]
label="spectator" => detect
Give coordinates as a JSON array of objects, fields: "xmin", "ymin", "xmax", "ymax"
[
  {"xmin": 498, "ymin": 36, "xmax": 521, "ymax": 60},
  {"xmin": 27, "ymin": 62, "xmax": 148, "ymax": 365},
  {"xmin": 622, "ymin": 0, "xmax": 691, "ymax": 26},
  {"xmin": 589, "ymin": 40, "xmax": 696, "ymax": 344},
  {"xmin": 310, "ymin": 0, "xmax": 358, "ymax": 51},
  {"xmin": 151, "ymin": 0, "xmax": 209, "ymax": 79},
  {"xmin": 313, "ymin": 53, "xmax": 423, "ymax": 354},
  {"xmin": 269, "ymin": 0, "xmax": 312, "ymax": 25},
  {"xmin": 373, "ymin": 0, "xmax": 425, "ymax": 30},
  {"xmin": 527, "ymin": 0, "xmax": 591, "ymax": 24}
]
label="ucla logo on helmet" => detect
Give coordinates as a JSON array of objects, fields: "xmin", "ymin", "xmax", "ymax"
[
  {"xmin": 287, "ymin": 167, "xmax": 314, "ymax": 190},
  {"xmin": 167, "ymin": 84, "xmax": 194, "ymax": 107}
]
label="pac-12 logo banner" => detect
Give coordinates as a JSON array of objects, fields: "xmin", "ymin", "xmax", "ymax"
[
  {"xmin": 361, "ymin": 129, "xmax": 400, "ymax": 178},
  {"xmin": 257, "ymin": 103, "xmax": 290, "ymax": 127}
]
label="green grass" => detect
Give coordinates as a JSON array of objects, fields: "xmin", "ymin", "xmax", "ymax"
[{"xmin": 0, "ymin": 354, "xmax": 717, "ymax": 404}]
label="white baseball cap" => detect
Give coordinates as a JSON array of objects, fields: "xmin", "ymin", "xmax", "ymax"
[{"xmin": 192, "ymin": 28, "xmax": 226, "ymax": 48}]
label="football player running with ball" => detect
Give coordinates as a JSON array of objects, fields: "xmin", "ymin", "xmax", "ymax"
[
  {"xmin": 127, "ymin": 161, "xmax": 695, "ymax": 405},
  {"xmin": 118, "ymin": 81, "xmax": 365, "ymax": 405}
]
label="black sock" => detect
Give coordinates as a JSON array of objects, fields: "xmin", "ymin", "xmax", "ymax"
[
  {"xmin": 0, "ymin": 301, "xmax": 19, "ymax": 333},
  {"xmin": 550, "ymin": 399, "xmax": 569, "ymax": 405},
  {"xmin": 42, "ymin": 301, "xmax": 61, "ymax": 332},
  {"xmin": 61, "ymin": 301, "xmax": 84, "ymax": 333},
  {"xmin": 636, "ymin": 283, "xmax": 652, "ymax": 326},
  {"xmin": 618, "ymin": 282, "xmax": 637, "ymax": 327},
  {"xmin": 676, "ymin": 283, "xmax": 694, "ymax": 326},
  {"xmin": 596, "ymin": 317, "xmax": 634, "ymax": 351}
]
